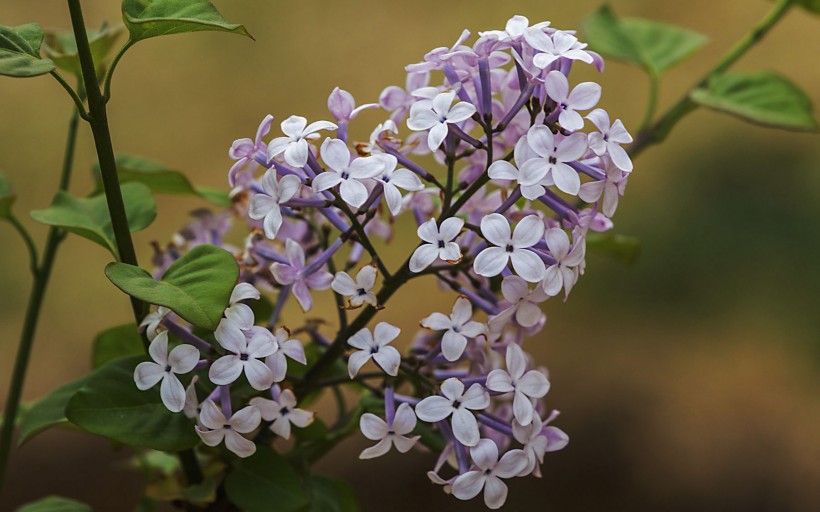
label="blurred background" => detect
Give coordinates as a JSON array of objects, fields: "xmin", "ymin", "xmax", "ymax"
[{"xmin": 1, "ymin": 0, "xmax": 819, "ymax": 510}]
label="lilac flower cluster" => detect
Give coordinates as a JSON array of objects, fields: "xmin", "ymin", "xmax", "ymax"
[{"xmin": 137, "ymin": 14, "xmax": 633, "ymax": 509}]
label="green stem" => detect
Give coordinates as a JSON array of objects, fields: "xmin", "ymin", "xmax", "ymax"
[
  {"xmin": 49, "ymin": 70, "xmax": 90, "ymax": 121},
  {"xmin": 102, "ymin": 39, "xmax": 134, "ymax": 101},
  {"xmin": 7, "ymin": 217, "xmax": 39, "ymax": 277},
  {"xmin": 638, "ymin": 72, "xmax": 659, "ymax": 133},
  {"xmin": 0, "ymin": 99, "xmax": 82, "ymax": 493},
  {"xmin": 630, "ymin": 0, "xmax": 793, "ymax": 158}
]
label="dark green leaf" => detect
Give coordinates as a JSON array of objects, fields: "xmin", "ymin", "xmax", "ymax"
[
  {"xmin": 65, "ymin": 356, "xmax": 200, "ymax": 451},
  {"xmin": 18, "ymin": 377, "xmax": 88, "ymax": 446},
  {"xmin": 586, "ymin": 233, "xmax": 641, "ymax": 264},
  {"xmin": 29, "ymin": 183, "xmax": 156, "ymax": 257},
  {"xmin": 93, "ymin": 153, "xmax": 230, "ymax": 206},
  {"xmin": 16, "ymin": 496, "xmax": 91, "ymax": 512},
  {"xmin": 105, "ymin": 244, "xmax": 238, "ymax": 330},
  {"xmin": 795, "ymin": 0, "xmax": 820, "ymax": 14},
  {"xmin": 0, "ymin": 23, "xmax": 55, "ymax": 77},
  {"xmin": 0, "ymin": 173, "xmax": 15, "ymax": 219},
  {"xmin": 122, "ymin": 0, "xmax": 253, "ymax": 42},
  {"xmin": 306, "ymin": 475, "xmax": 359, "ymax": 512},
  {"xmin": 582, "ymin": 5, "xmax": 707, "ymax": 74},
  {"xmin": 690, "ymin": 72, "xmax": 818, "ymax": 131},
  {"xmin": 43, "ymin": 22, "xmax": 123, "ymax": 78},
  {"xmin": 224, "ymin": 446, "xmax": 309, "ymax": 512},
  {"xmin": 92, "ymin": 323, "xmax": 144, "ymax": 368}
]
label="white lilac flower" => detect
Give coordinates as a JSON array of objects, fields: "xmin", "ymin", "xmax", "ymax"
[
  {"xmin": 373, "ymin": 153, "xmax": 424, "ymax": 216},
  {"xmin": 415, "ymin": 378, "xmax": 489, "ymax": 447},
  {"xmin": 529, "ymin": 30, "xmax": 594, "ymax": 69},
  {"xmin": 250, "ymin": 389, "xmax": 314, "ymax": 440},
  {"xmin": 270, "ymin": 239, "xmax": 334, "ymax": 312},
  {"xmin": 248, "ymin": 170, "xmax": 302, "ymax": 240},
  {"xmin": 451, "ymin": 439, "xmax": 528, "ymax": 509},
  {"xmin": 487, "ymin": 136, "xmax": 552, "ymax": 200},
  {"xmin": 512, "ymin": 415, "xmax": 569, "ymax": 477},
  {"xmin": 586, "ymin": 108, "xmax": 633, "ymax": 172},
  {"xmin": 486, "ymin": 343, "xmax": 550, "ymax": 425},
  {"xmin": 347, "ymin": 322, "xmax": 402, "ymax": 379},
  {"xmin": 421, "ymin": 296, "xmax": 486, "ymax": 361},
  {"xmin": 409, "ymin": 217, "xmax": 464, "ymax": 273},
  {"xmin": 195, "ymin": 400, "xmax": 261, "ymax": 458},
  {"xmin": 218, "ymin": 283, "xmax": 261, "ymax": 333},
  {"xmin": 327, "ymin": 87, "xmax": 379, "ymax": 124},
  {"xmin": 489, "ymin": 275, "xmax": 549, "ymax": 330},
  {"xmin": 379, "ymin": 70, "xmax": 430, "ymax": 123},
  {"xmin": 228, "ymin": 114, "xmax": 273, "ymax": 187},
  {"xmin": 479, "ymin": 15, "xmax": 550, "ymax": 44},
  {"xmin": 578, "ymin": 157, "xmax": 628, "ymax": 217},
  {"xmin": 541, "ymin": 228, "xmax": 585, "ymax": 298},
  {"xmin": 312, "ymin": 138, "xmax": 383, "ymax": 208},
  {"xmin": 358, "ymin": 403, "xmax": 420, "ymax": 459},
  {"xmin": 406, "ymin": 91, "xmax": 476, "ymax": 152},
  {"xmin": 134, "ymin": 331, "xmax": 199, "ymax": 413},
  {"xmin": 210, "ymin": 325, "xmax": 278, "ymax": 390},
  {"xmin": 544, "ymin": 70, "xmax": 601, "ymax": 132},
  {"xmin": 265, "ymin": 327, "xmax": 307, "ymax": 382},
  {"xmin": 473, "ymin": 213, "xmax": 545, "ymax": 282},
  {"xmin": 266, "ymin": 115, "xmax": 337, "ymax": 168},
  {"xmin": 520, "ymin": 125, "xmax": 587, "ymax": 196},
  {"xmin": 139, "ymin": 306, "xmax": 170, "ymax": 341},
  {"xmin": 331, "ymin": 265, "xmax": 378, "ymax": 309}
]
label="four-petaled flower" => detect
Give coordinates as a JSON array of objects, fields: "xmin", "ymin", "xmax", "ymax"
[
  {"xmin": 195, "ymin": 400, "xmax": 261, "ymax": 458},
  {"xmin": 512, "ymin": 415, "xmax": 569, "ymax": 477},
  {"xmin": 487, "ymin": 137, "xmax": 550, "ymax": 201},
  {"xmin": 347, "ymin": 322, "xmax": 402, "ymax": 379},
  {"xmin": 529, "ymin": 30, "xmax": 594, "ymax": 69},
  {"xmin": 266, "ymin": 115, "xmax": 337, "ymax": 168},
  {"xmin": 250, "ymin": 389, "xmax": 314, "ymax": 440},
  {"xmin": 586, "ymin": 108, "xmax": 633, "ymax": 172},
  {"xmin": 134, "ymin": 331, "xmax": 199, "ymax": 413},
  {"xmin": 210, "ymin": 325, "xmax": 278, "ymax": 390},
  {"xmin": 406, "ymin": 91, "xmax": 476, "ymax": 152},
  {"xmin": 332, "ymin": 265, "xmax": 379, "ymax": 309},
  {"xmin": 312, "ymin": 138, "xmax": 383, "ymax": 208},
  {"xmin": 359, "ymin": 403, "xmax": 420, "ymax": 459},
  {"xmin": 544, "ymin": 70, "xmax": 601, "ymax": 132},
  {"xmin": 578, "ymin": 156, "xmax": 628, "ymax": 217},
  {"xmin": 415, "ymin": 378, "xmax": 489, "ymax": 447},
  {"xmin": 486, "ymin": 343, "xmax": 550, "ymax": 425},
  {"xmin": 271, "ymin": 239, "xmax": 334, "ymax": 312},
  {"xmin": 541, "ymin": 227, "xmax": 585, "ymax": 298},
  {"xmin": 266, "ymin": 327, "xmax": 307, "ymax": 382},
  {"xmin": 490, "ymin": 275, "xmax": 549, "ymax": 329},
  {"xmin": 521, "ymin": 125, "xmax": 587, "ymax": 196},
  {"xmin": 473, "ymin": 213, "xmax": 545, "ymax": 282},
  {"xmin": 409, "ymin": 217, "xmax": 464, "ymax": 273},
  {"xmin": 421, "ymin": 296, "xmax": 486, "ymax": 361},
  {"xmin": 229, "ymin": 114, "xmax": 273, "ymax": 186},
  {"xmin": 248, "ymin": 170, "xmax": 302, "ymax": 240},
  {"xmin": 139, "ymin": 306, "xmax": 170, "ymax": 341},
  {"xmin": 218, "ymin": 283, "xmax": 261, "ymax": 333},
  {"xmin": 451, "ymin": 439, "xmax": 528, "ymax": 509},
  {"xmin": 374, "ymin": 153, "xmax": 424, "ymax": 216}
]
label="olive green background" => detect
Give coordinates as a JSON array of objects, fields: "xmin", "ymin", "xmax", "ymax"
[{"xmin": 1, "ymin": 1, "xmax": 819, "ymax": 510}]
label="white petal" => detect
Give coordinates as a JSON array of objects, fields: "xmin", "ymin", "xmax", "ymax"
[
  {"xmin": 446, "ymin": 102, "xmax": 477, "ymax": 123},
  {"xmin": 224, "ymin": 430, "xmax": 257, "ymax": 458},
  {"xmin": 470, "ymin": 438, "xmax": 499, "ymax": 470},
  {"xmin": 209, "ymin": 356, "xmax": 244, "ymax": 385},
  {"xmin": 544, "ymin": 71, "xmax": 569, "ymax": 102},
  {"xmin": 359, "ymin": 438, "xmax": 393, "ymax": 459},
  {"xmin": 427, "ymin": 123, "xmax": 449, "ymax": 152},
  {"xmin": 168, "ymin": 344, "xmax": 199, "ymax": 374},
  {"xmin": 148, "ymin": 332, "xmax": 169, "ymax": 365},
  {"xmin": 501, "ymin": 275, "xmax": 528, "ymax": 302},
  {"xmin": 134, "ymin": 362, "xmax": 164, "ymax": 391},
  {"xmin": 488, "ymin": 160, "xmax": 519, "ymax": 181},
  {"xmin": 513, "ymin": 390, "xmax": 535, "ymax": 426},
  {"xmin": 373, "ymin": 345, "xmax": 401, "ymax": 376},
  {"xmin": 409, "ymin": 244, "xmax": 439, "ymax": 272},
  {"xmin": 439, "ymin": 217, "xmax": 465, "ymax": 242},
  {"xmin": 558, "ymin": 109, "xmax": 585, "ymax": 132},
  {"xmin": 392, "ymin": 403, "xmax": 418, "ymax": 434},
  {"xmin": 244, "ymin": 359, "xmax": 275, "ymax": 390},
  {"xmin": 347, "ymin": 350, "xmax": 372, "ymax": 379},
  {"xmin": 440, "ymin": 378, "xmax": 465, "ymax": 400},
  {"xmin": 511, "ymin": 215, "xmax": 545, "ymax": 248},
  {"xmin": 473, "ymin": 247, "xmax": 509, "ymax": 277},
  {"xmin": 339, "ymin": 179, "xmax": 369, "ymax": 208},
  {"xmin": 480, "ymin": 213, "xmax": 511, "ymax": 246},
  {"xmin": 421, "ymin": 312, "xmax": 453, "ymax": 331},
  {"xmin": 441, "ymin": 331, "xmax": 468, "ymax": 362},
  {"xmin": 360, "ymin": 413, "xmax": 389, "ymax": 440},
  {"xmin": 451, "ymin": 408, "xmax": 480, "ymax": 446},
  {"xmin": 461, "ymin": 383, "xmax": 491, "ymax": 410},
  {"xmin": 263, "ymin": 208, "xmax": 284, "ymax": 240},
  {"xmin": 483, "ymin": 476, "xmax": 509, "ymax": 509},
  {"xmin": 510, "ymin": 250, "xmax": 546, "ymax": 282},
  {"xmin": 568, "ymin": 82, "xmax": 602, "ymax": 110},
  {"xmin": 374, "ymin": 322, "xmax": 400, "ymax": 345},
  {"xmin": 486, "ymin": 369, "xmax": 514, "ymax": 393},
  {"xmin": 526, "ymin": 125, "xmax": 555, "ymax": 158},
  {"xmin": 452, "ymin": 472, "xmax": 486, "ymax": 501},
  {"xmin": 415, "ymin": 396, "xmax": 453, "ymax": 423},
  {"xmin": 555, "ymin": 132, "xmax": 588, "ymax": 162},
  {"xmin": 551, "ymin": 162, "xmax": 581, "ymax": 196},
  {"xmin": 331, "ymin": 271, "xmax": 358, "ymax": 296},
  {"xmin": 284, "ymin": 138, "xmax": 309, "ymax": 168}
]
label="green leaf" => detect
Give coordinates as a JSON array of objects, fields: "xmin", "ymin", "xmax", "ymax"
[
  {"xmin": 586, "ymin": 233, "xmax": 641, "ymax": 264},
  {"xmin": 29, "ymin": 183, "xmax": 156, "ymax": 257},
  {"xmin": 16, "ymin": 496, "xmax": 91, "ymax": 512},
  {"xmin": 93, "ymin": 153, "xmax": 230, "ymax": 206},
  {"xmin": 0, "ymin": 23, "xmax": 55, "ymax": 77},
  {"xmin": 795, "ymin": 0, "xmax": 820, "ymax": 14},
  {"xmin": 92, "ymin": 323, "xmax": 144, "ymax": 368},
  {"xmin": 690, "ymin": 72, "xmax": 819, "ymax": 131},
  {"xmin": 43, "ymin": 22, "xmax": 124, "ymax": 79},
  {"xmin": 65, "ymin": 356, "xmax": 200, "ymax": 451},
  {"xmin": 105, "ymin": 244, "xmax": 238, "ymax": 330},
  {"xmin": 582, "ymin": 5, "xmax": 707, "ymax": 74},
  {"xmin": 18, "ymin": 376, "xmax": 89, "ymax": 446},
  {"xmin": 0, "ymin": 173, "xmax": 15, "ymax": 220},
  {"xmin": 122, "ymin": 0, "xmax": 253, "ymax": 42},
  {"xmin": 224, "ymin": 446, "xmax": 309, "ymax": 512},
  {"xmin": 306, "ymin": 475, "xmax": 359, "ymax": 512}
]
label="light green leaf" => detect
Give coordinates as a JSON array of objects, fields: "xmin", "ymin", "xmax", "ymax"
[
  {"xmin": 16, "ymin": 496, "xmax": 91, "ymax": 512},
  {"xmin": 29, "ymin": 183, "xmax": 156, "ymax": 257},
  {"xmin": 586, "ymin": 233, "xmax": 641, "ymax": 264},
  {"xmin": 224, "ymin": 446, "xmax": 309, "ymax": 512},
  {"xmin": 0, "ymin": 173, "xmax": 15, "ymax": 219},
  {"xmin": 43, "ymin": 22, "xmax": 124, "ymax": 79},
  {"xmin": 690, "ymin": 72, "xmax": 818, "ymax": 131},
  {"xmin": 307, "ymin": 475, "xmax": 359, "ymax": 512},
  {"xmin": 0, "ymin": 23, "xmax": 55, "ymax": 77},
  {"xmin": 65, "ymin": 356, "xmax": 200, "ymax": 451},
  {"xmin": 92, "ymin": 323, "xmax": 144, "ymax": 368},
  {"xmin": 582, "ymin": 5, "xmax": 707, "ymax": 74},
  {"xmin": 105, "ymin": 244, "xmax": 238, "ymax": 330},
  {"xmin": 93, "ymin": 153, "xmax": 230, "ymax": 206},
  {"xmin": 122, "ymin": 0, "xmax": 253, "ymax": 42},
  {"xmin": 18, "ymin": 377, "xmax": 89, "ymax": 446}
]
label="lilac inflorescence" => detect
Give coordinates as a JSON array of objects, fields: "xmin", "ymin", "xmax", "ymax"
[{"xmin": 137, "ymin": 14, "xmax": 633, "ymax": 509}]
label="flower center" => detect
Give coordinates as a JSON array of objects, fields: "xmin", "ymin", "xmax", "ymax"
[
  {"xmin": 164, "ymin": 365, "xmax": 172, "ymax": 373},
  {"xmin": 280, "ymin": 407, "xmax": 289, "ymax": 415},
  {"xmin": 505, "ymin": 244, "xmax": 515, "ymax": 253},
  {"xmin": 438, "ymin": 240, "xmax": 446, "ymax": 249},
  {"xmin": 240, "ymin": 353, "xmax": 249, "ymax": 361},
  {"xmin": 548, "ymin": 156, "xmax": 557, "ymax": 164},
  {"xmin": 452, "ymin": 399, "xmax": 462, "ymax": 409},
  {"xmin": 341, "ymin": 171, "xmax": 350, "ymax": 180},
  {"xmin": 223, "ymin": 424, "xmax": 231, "ymax": 430},
  {"xmin": 370, "ymin": 345, "xmax": 380, "ymax": 354},
  {"xmin": 357, "ymin": 288, "xmax": 367, "ymax": 296}
]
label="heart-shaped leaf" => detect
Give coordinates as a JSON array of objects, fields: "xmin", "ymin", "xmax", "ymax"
[
  {"xmin": 16, "ymin": 496, "xmax": 92, "ymax": 512},
  {"xmin": 43, "ymin": 22, "xmax": 124, "ymax": 79},
  {"xmin": 65, "ymin": 356, "xmax": 200, "ymax": 451},
  {"xmin": 582, "ymin": 5, "xmax": 707, "ymax": 75},
  {"xmin": 29, "ymin": 183, "xmax": 156, "ymax": 257},
  {"xmin": 18, "ymin": 376, "xmax": 89, "ymax": 446},
  {"xmin": 0, "ymin": 173, "xmax": 15, "ymax": 220},
  {"xmin": 105, "ymin": 244, "xmax": 238, "ymax": 330},
  {"xmin": 0, "ymin": 23, "xmax": 55, "ymax": 77},
  {"xmin": 93, "ymin": 153, "xmax": 230, "ymax": 206},
  {"xmin": 122, "ymin": 0, "xmax": 253, "ymax": 43},
  {"xmin": 690, "ymin": 72, "xmax": 819, "ymax": 131},
  {"xmin": 92, "ymin": 323, "xmax": 144, "ymax": 369},
  {"xmin": 224, "ymin": 446, "xmax": 309, "ymax": 512}
]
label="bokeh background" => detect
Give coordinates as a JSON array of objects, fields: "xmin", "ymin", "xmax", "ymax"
[{"xmin": 1, "ymin": 0, "xmax": 819, "ymax": 510}]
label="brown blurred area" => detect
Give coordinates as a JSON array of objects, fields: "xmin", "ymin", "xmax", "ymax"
[{"xmin": 1, "ymin": 0, "xmax": 819, "ymax": 510}]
